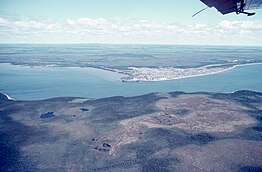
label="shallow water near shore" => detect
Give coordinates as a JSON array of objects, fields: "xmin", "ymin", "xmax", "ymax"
[{"xmin": 0, "ymin": 63, "xmax": 262, "ymax": 100}]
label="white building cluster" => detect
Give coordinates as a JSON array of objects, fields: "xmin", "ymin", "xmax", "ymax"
[{"xmin": 121, "ymin": 65, "xmax": 232, "ymax": 82}]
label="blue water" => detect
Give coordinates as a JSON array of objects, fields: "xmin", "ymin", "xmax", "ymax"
[{"xmin": 0, "ymin": 63, "xmax": 262, "ymax": 100}]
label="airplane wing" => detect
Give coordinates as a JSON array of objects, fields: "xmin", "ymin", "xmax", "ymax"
[{"xmin": 200, "ymin": 0, "xmax": 262, "ymax": 15}]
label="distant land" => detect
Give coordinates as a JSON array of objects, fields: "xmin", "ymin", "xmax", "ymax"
[
  {"xmin": 1, "ymin": 90, "xmax": 262, "ymax": 172},
  {"xmin": 1, "ymin": 44, "xmax": 262, "ymax": 98}
]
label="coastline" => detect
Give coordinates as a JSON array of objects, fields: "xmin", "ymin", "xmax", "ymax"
[
  {"xmin": 1, "ymin": 89, "xmax": 261, "ymax": 171},
  {"xmin": 1, "ymin": 62, "xmax": 262, "ymax": 100},
  {"xmin": 1, "ymin": 90, "xmax": 261, "ymax": 102},
  {"xmin": 120, "ymin": 66, "xmax": 234, "ymax": 82},
  {"xmin": 0, "ymin": 62, "xmax": 127, "ymax": 81},
  {"xmin": 1, "ymin": 62, "xmax": 262, "ymax": 83},
  {"xmin": 119, "ymin": 62, "xmax": 262, "ymax": 82},
  {"xmin": 2, "ymin": 93, "xmax": 15, "ymax": 100}
]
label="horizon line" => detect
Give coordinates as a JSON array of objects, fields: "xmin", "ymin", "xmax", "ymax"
[{"xmin": 0, "ymin": 42, "xmax": 261, "ymax": 47}]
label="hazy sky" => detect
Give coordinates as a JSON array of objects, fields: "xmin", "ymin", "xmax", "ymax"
[{"xmin": 0, "ymin": 0, "xmax": 261, "ymax": 45}]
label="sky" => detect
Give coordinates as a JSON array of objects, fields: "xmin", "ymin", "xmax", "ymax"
[{"xmin": 0, "ymin": 0, "xmax": 262, "ymax": 45}]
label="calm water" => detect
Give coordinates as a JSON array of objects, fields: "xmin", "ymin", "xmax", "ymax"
[{"xmin": 0, "ymin": 63, "xmax": 262, "ymax": 100}]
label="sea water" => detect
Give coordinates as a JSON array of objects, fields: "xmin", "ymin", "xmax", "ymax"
[
  {"xmin": 0, "ymin": 44, "xmax": 262, "ymax": 100},
  {"xmin": 0, "ymin": 63, "xmax": 262, "ymax": 100}
]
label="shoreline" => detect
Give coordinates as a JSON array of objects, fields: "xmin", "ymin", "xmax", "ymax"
[
  {"xmin": 0, "ymin": 62, "xmax": 128, "ymax": 81},
  {"xmin": 1, "ymin": 62, "xmax": 262, "ymax": 101},
  {"xmin": 1, "ymin": 62, "xmax": 262, "ymax": 83},
  {"xmin": 1, "ymin": 90, "xmax": 262, "ymax": 102},
  {"xmin": 120, "ymin": 62, "xmax": 262, "ymax": 82},
  {"xmin": 2, "ymin": 93, "xmax": 15, "ymax": 100}
]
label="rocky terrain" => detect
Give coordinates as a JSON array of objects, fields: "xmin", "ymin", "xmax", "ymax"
[{"xmin": 0, "ymin": 91, "xmax": 262, "ymax": 172}]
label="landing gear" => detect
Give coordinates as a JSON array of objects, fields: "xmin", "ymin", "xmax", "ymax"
[
  {"xmin": 240, "ymin": 11, "xmax": 256, "ymax": 16},
  {"xmin": 235, "ymin": 0, "xmax": 256, "ymax": 16}
]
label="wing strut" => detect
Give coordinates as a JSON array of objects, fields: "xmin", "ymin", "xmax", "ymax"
[{"xmin": 192, "ymin": 7, "xmax": 209, "ymax": 17}]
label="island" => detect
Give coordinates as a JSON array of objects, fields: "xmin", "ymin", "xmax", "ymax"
[{"xmin": 0, "ymin": 91, "xmax": 261, "ymax": 171}]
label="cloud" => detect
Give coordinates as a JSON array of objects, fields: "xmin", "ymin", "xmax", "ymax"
[
  {"xmin": 13, "ymin": 21, "xmax": 60, "ymax": 31},
  {"xmin": 67, "ymin": 17, "xmax": 108, "ymax": 26},
  {"xmin": 0, "ymin": 18, "xmax": 61, "ymax": 33},
  {"xmin": 0, "ymin": 17, "xmax": 261, "ymax": 45},
  {"xmin": 218, "ymin": 20, "xmax": 262, "ymax": 31},
  {"xmin": 0, "ymin": 18, "xmax": 9, "ymax": 25}
]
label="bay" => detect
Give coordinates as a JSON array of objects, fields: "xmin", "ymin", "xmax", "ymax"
[{"xmin": 0, "ymin": 63, "xmax": 262, "ymax": 100}]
